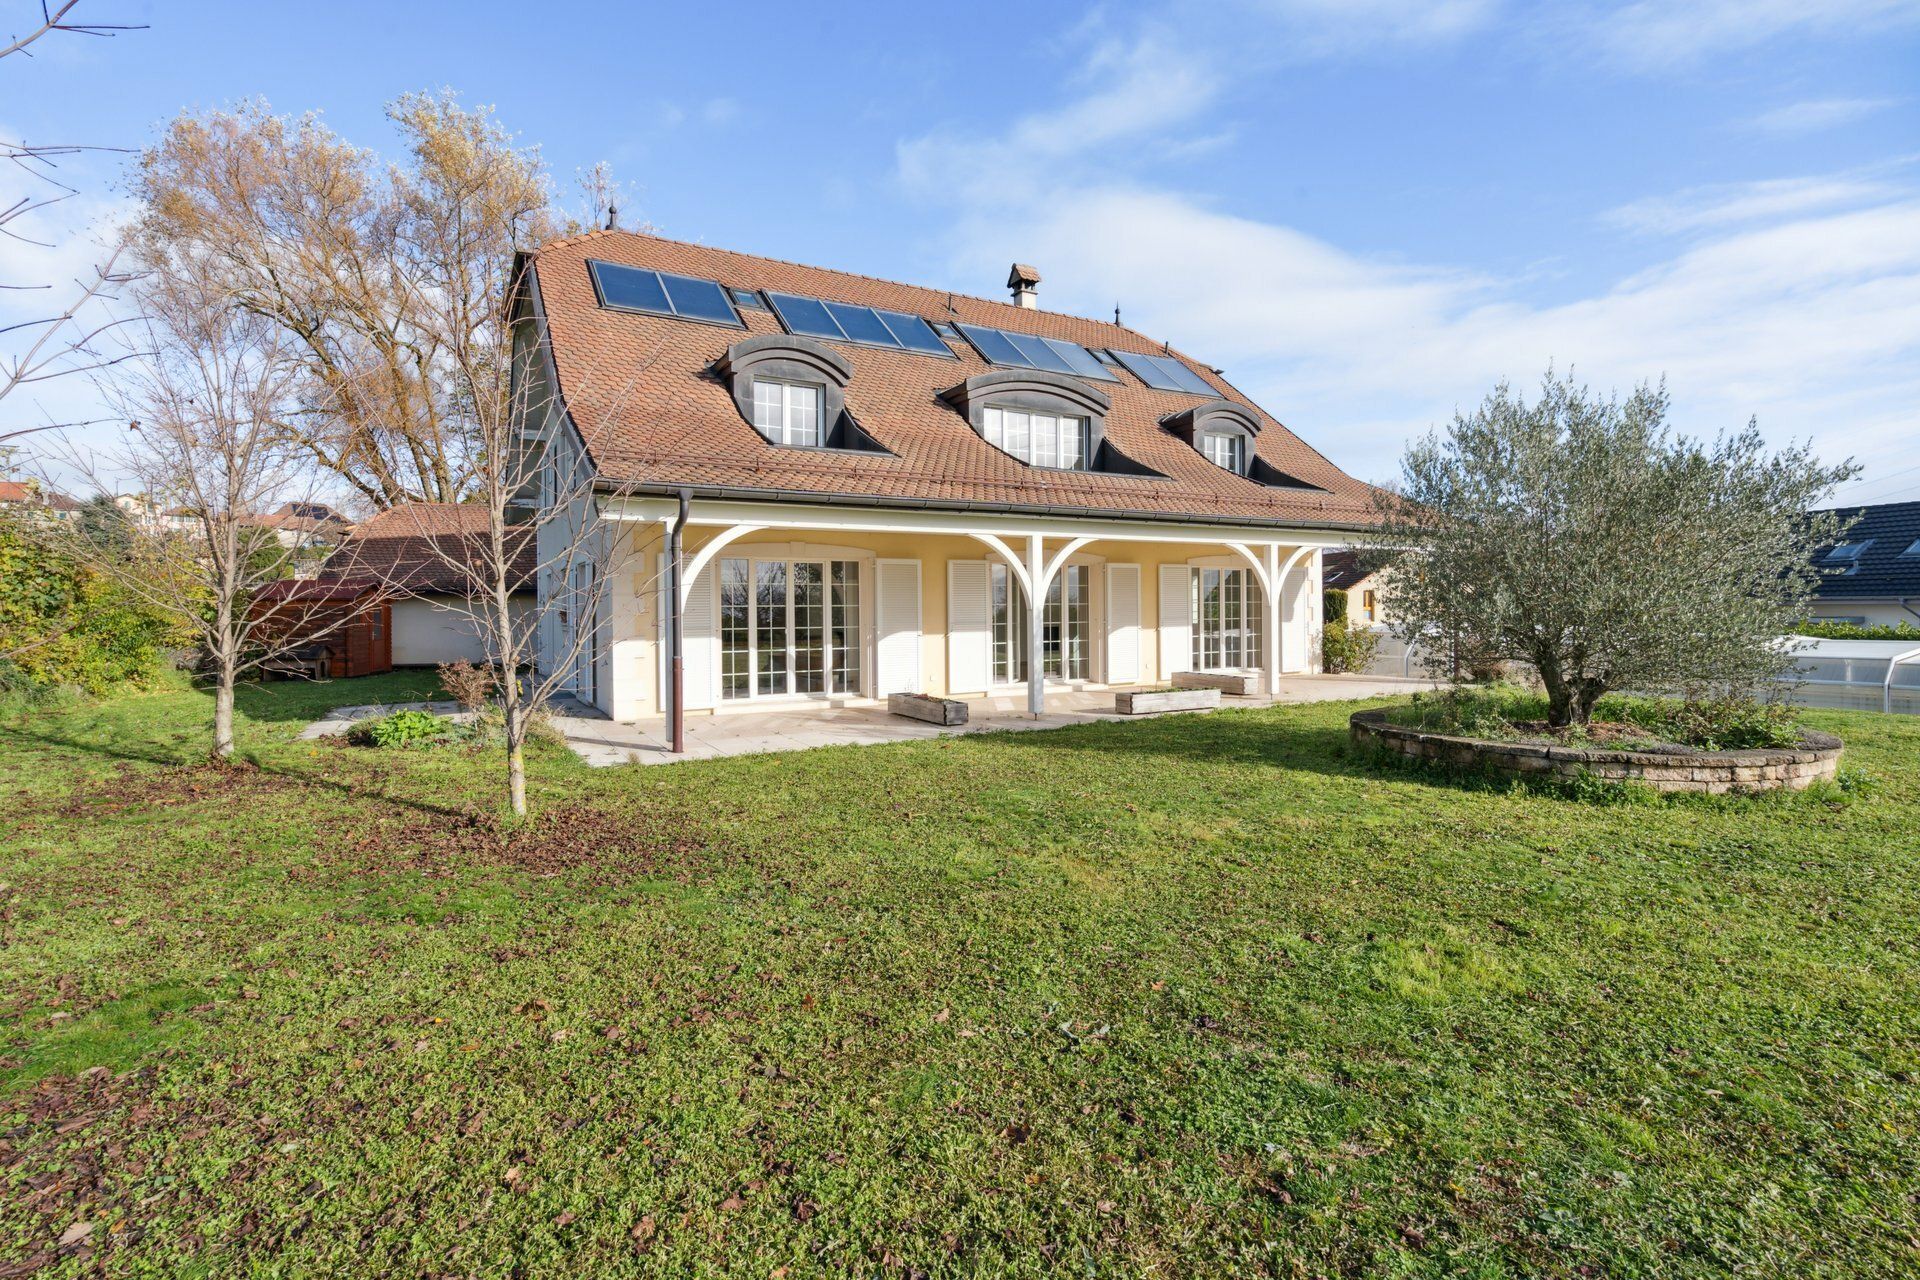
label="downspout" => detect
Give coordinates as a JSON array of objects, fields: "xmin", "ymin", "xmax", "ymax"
[{"xmin": 668, "ymin": 489, "xmax": 690, "ymax": 753}]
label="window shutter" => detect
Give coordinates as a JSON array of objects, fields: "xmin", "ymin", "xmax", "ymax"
[
  {"xmin": 875, "ymin": 559, "xmax": 922, "ymax": 695},
  {"xmin": 1106, "ymin": 564, "xmax": 1140, "ymax": 685},
  {"xmin": 682, "ymin": 561, "xmax": 717, "ymax": 710},
  {"xmin": 947, "ymin": 560, "xmax": 992, "ymax": 695},
  {"xmin": 1158, "ymin": 564, "xmax": 1191, "ymax": 680}
]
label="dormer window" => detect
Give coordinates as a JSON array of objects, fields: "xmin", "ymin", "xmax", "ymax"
[
  {"xmin": 1200, "ymin": 429, "xmax": 1246, "ymax": 474},
  {"xmin": 983, "ymin": 407, "xmax": 1089, "ymax": 470},
  {"xmin": 938, "ymin": 368, "xmax": 1161, "ymax": 475},
  {"xmin": 752, "ymin": 380, "xmax": 823, "ymax": 447},
  {"xmin": 715, "ymin": 334, "xmax": 891, "ymax": 454}
]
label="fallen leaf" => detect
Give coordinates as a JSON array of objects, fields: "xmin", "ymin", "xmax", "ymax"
[
  {"xmin": 932, "ymin": 1007, "xmax": 950, "ymax": 1023},
  {"xmin": 59, "ymin": 1222, "xmax": 93, "ymax": 1247},
  {"xmin": 719, "ymin": 1194, "xmax": 745, "ymax": 1212}
]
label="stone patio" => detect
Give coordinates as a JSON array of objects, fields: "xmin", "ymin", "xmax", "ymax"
[
  {"xmin": 549, "ymin": 674, "xmax": 1442, "ymax": 767},
  {"xmin": 298, "ymin": 675, "xmax": 1441, "ymax": 768}
]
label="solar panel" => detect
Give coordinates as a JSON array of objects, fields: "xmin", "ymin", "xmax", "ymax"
[
  {"xmin": 1111, "ymin": 349, "xmax": 1214, "ymax": 395},
  {"xmin": 876, "ymin": 310, "xmax": 953, "ymax": 355},
  {"xmin": 953, "ymin": 324, "xmax": 1118, "ymax": 383},
  {"xmin": 765, "ymin": 292, "xmax": 956, "ymax": 358},
  {"xmin": 766, "ymin": 292, "xmax": 845, "ymax": 340},
  {"xmin": 825, "ymin": 301, "xmax": 898, "ymax": 347},
  {"xmin": 662, "ymin": 272, "xmax": 742, "ymax": 324},
  {"xmin": 588, "ymin": 260, "xmax": 742, "ymax": 327}
]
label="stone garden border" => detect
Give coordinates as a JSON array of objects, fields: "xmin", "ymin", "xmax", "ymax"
[{"xmin": 1349, "ymin": 708, "xmax": 1842, "ymax": 793}]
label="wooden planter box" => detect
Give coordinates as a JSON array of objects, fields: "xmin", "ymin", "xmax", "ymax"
[
  {"xmin": 888, "ymin": 692, "xmax": 969, "ymax": 726},
  {"xmin": 1173, "ymin": 670, "xmax": 1263, "ymax": 697},
  {"xmin": 1115, "ymin": 687, "xmax": 1220, "ymax": 715}
]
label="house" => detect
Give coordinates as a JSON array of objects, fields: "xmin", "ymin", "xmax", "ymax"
[
  {"xmin": 249, "ymin": 577, "xmax": 392, "ymax": 678},
  {"xmin": 0, "ymin": 479, "xmax": 82, "ymax": 519},
  {"xmin": 1806, "ymin": 500, "xmax": 1920, "ymax": 628},
  {"xmin": 509, "ymin": 231, "xmax": 1385, "ymax": 726},
  {"xmin": 1322, "ymin": 549, "xmax": 1392, "ymax": 627},
  {"xmin": 243, "ymin": 502, "xmax": 353, "ymax": 551},
  {"xmin": 319, "ymin": 503, "xmax": 535, "ymax": 666}
]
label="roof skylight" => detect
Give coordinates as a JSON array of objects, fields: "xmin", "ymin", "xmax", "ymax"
[
  {"xmin": 765, "ymin": 292, "xmax": 955, "ymax": 357},
  {"xmin": 952, "ymin": 324, "xmax": 1118, "ymax": 382},
  {"xmin": 588, "ymin": 260, "xmax": 742, "ymax": 327},
  {"xmin": 1109, "ymin": 349, "xmax": 1216, "ymax": 396}
]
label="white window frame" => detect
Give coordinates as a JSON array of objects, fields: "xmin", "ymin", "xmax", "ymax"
[
  {"xmin": 718, "ymin": 553, "xmax": 863, "ymax": 701},
  {"xmin": 752, "ymin": 379, "xmax": 824, "ymax": 448},
  {"xmin": 1200, "ymin": 430, "xmax": 1246, "ymax": 474},
  {"xmin": 982, "ymin": 406, "xmax": 1090, "ymax": 471}
]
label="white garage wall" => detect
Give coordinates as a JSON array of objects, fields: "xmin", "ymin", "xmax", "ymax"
[{"xmin": 391, "ymin": 594, "xmax": 534, "ymax": 667}]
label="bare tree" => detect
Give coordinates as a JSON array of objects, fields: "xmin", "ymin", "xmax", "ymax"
[
  {"xmin": 334, "ymin": 264, "xmax": 646, "ymax": 816},
  {"xmin": 2, "ymin": 2, "xmax": 146, "ymax": 428},
  {"xmin": 124, "ymin": 93, "xmax": 592, "ymax": 509},
  {"xmin": 50, "ymin": 258, "xmax": 352, "ymax": 759}
]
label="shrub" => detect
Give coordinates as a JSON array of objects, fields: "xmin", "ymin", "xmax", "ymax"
[
  {"xmin": 438, "ymin": 659, "xmax": 497, "ymax": 712},
  {"xmin": 348, "ymin": 708, "xmax": 450, "ymax": 748},
  {"xmin": 1388, "ymin": 684, "xmax": 1805, "ymax": 751},
  {"xmin": 1796, "ymin": 620, "xmax": 1920, "ymax": 641},
  {"xmin": 0, "ymin": 511, "xmax": 179, "ymax": 695},
  {"xmin": 1321, "ymin": 616, "xmax": 1380, "ymax": 674}
]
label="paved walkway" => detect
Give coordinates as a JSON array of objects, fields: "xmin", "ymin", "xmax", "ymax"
[{"xmin": 549, "ymin": 674, "xmax": 1441, "ymax": 767}]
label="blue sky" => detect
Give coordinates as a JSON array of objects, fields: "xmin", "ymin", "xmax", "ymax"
[{"xmin": 6, "ymin": 0, "xmax": 1919, "ymax": 502}]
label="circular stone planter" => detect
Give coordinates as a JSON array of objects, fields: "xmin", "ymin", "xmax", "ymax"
[{"xmin": 1349, "ymin": 709, "xmax": 1842, "ymax": 794}]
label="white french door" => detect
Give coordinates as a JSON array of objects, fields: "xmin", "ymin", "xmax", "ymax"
[{"xmin": 719, "ymin": 556, "xmax": 862, "ymax": 701}]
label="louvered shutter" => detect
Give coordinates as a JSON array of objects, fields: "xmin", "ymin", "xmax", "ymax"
[
  {"xmin": 875, "ymin": 559, "xmax": 922, "ymax": 695},
  {"xmin": 1106, "ymin": 564, "xmax": 1140, "ymax": 685},
  {"xmin": 947, "ymin": 560, "xmax": 992, "ymax": 695},
  {"xmin": 1158, "ymin": 564, "xmax": 1191, "ymax": 681}
]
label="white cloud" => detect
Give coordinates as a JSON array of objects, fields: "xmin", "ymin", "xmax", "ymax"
[
  {"xmin": 934, "ymin": 182, "xmax": 1920, "ymax": 494},
  {"xmin": 1590, "ymin": 0, "xmax": 1920, "ymax": 70},
  {"xmin": 1747, "ymin": 96, "xmax": 1902, "ymax": 134},
  {"xmin": 1602, "ymin": 172, "xmax": 1903, "ymax": 234},
  {"xmin": 897, "ymin": 30, "xmax": 1220, "ymax": 198},
  {"xmin": 1235, "ymin": 0, "xmax": 1501, "ymax": 52}
]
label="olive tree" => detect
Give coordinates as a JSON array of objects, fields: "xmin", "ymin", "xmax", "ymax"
[{"xmin": 1373, "ymin": 371, "xmax": 1858, "ymax": 727}]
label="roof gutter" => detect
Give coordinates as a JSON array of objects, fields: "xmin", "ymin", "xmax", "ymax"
[{"xmin": 592, "ymin": 478, "xmax": 1381, "ymax": 534}]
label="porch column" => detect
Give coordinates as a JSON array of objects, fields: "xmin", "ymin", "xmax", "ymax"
[
  {"xmin": 1264, "ymin": 542, "xmax": 1283, "ymax": 696},
  {"xmin": 1026, "ymin": 533, "xmax": 1045, "ymax": 717}
]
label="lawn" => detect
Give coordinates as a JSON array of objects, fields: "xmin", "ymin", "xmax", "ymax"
[{"xmin": 2, "ymin": 675, "xmax": 1916, "ymax": 1277}]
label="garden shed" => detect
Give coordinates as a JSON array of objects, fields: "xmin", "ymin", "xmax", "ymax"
[{"xmin": 250, "ymin": 577, "xmax": 393, "ymax": 678}]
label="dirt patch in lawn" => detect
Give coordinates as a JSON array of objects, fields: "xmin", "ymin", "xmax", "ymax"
[
  {"xmin": 324, "ymin": 804, "xmax": 712, "ymax": 883},
  {"xmin": 50, "ymin": 759, "xmax": 302, "ymax": 820}
]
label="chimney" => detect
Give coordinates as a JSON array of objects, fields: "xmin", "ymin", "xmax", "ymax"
[{"xmin": 1007, "ymin": 263, "xmax": 1041, "ymax": 309}]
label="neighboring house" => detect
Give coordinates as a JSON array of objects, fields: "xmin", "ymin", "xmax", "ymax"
[
  {"xmin": 320, "ymin": 503, "xmax": 535, "ymax": 667},
  {"xmin": 1323, "ymin": 549, "xmax": 1392, "ymax": 627},
  {"xmin": 0, "ymin": 479, "xmax": 82, "ymax": 519},
  {"xmin": 244, "ymin": 502, "xmax": 354, "ymax": 551},
  {"xmin": 509, "ymin": 231, "xmax": 1385, "ymax": 722},
  {"xmin": 1806, "ymin": 500, "xmax": 1920, "ymax": 628}
]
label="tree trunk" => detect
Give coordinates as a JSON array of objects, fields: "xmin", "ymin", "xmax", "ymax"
[
  {"xmin": 213, "ymin": 667, "xmax": 236, "ymax": 760},
  {"xmin": 508, "ymin": 741, "xmax": 527, "ymax": 818}
]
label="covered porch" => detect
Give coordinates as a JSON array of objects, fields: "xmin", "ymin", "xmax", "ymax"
[
  {"xmin": 548, "ymin": 674, "xmax": 1440, "ymax": 766},
  {"xmin": 580, "ymin": 495, "xmax": 1369, "ymax": 744}
]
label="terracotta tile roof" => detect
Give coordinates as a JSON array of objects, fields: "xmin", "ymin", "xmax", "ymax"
[
  {"xmin": 253, "ymin": 576, "xmax": 381, "ymax": 604},
  {"xmin": 528, "ymin": 231, "xmax": 1385, "ymax": 530},
  {"xmin": 321, "ymin": 503, "xmax": 535, "ymax": 596},
  {"xmin": 0, "ymin": 480, "xmax": 81, "ymax": 510},
  {"xmin": 242, "ymin": 502, "xmax": 352, "ymax": 535}
]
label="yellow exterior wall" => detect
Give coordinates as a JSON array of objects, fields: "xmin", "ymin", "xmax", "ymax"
[{"xmin": 605, "ymin": 525, "xmax": 1323, "ymax": 720}]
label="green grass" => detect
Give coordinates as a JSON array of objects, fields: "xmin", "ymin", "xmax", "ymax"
[{"xmin": 2, "ymin": 672, "xmax": 1917, "ymax": 1277}]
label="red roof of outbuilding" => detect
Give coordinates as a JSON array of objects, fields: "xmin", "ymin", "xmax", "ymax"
[{"xmin": 320, "ymin": 503, "xmax": 535, "ymax": 596}]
